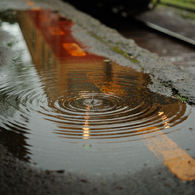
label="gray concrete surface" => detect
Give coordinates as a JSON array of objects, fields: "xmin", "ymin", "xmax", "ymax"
[{"xmin": 0, "ymin": 0, "xmax": 195, "ymax": 194}]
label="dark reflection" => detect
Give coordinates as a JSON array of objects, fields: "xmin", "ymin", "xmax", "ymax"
[
  {"xmin": 0, "ymin": 10, "xmax": 17, "ymax": 24},
  {"xmin": 105, "ymin": 61, "xmax": 112, "ymax": 82},
  {"xmin": 0, "ymin": 92, "xmax": 30, "ymax": 162},
  {"xmin": 0, "ymin": 127, "xmax": 31, "ymax": 162}
]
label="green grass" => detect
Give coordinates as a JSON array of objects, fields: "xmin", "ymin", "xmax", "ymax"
[
  {"xmin": 160, "ymin": 0, "xmax": 195, "ymax": 10},
  {"xmin": 159, "ymin": 0, "xmax": 195, "ymax": 20},
  {"xmin": 177, "ymin": 94, "xmax": 187, "ymax": 103},
  {"xmin": 177, "ymin": 9, "xmax": 195, "ymax": 19}
]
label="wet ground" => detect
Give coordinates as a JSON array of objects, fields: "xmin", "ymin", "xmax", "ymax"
[{"xmin": 0, "ymin": 0, "xmax": 195, "ymax": 194}]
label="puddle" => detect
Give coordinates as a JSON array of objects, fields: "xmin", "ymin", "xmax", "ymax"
[{"xmin": 0, "ymin": 10, "xmax": 195, "ymax": 176}]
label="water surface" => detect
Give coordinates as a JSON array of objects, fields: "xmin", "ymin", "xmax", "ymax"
[{"xmin": 0, "ymin": 10, "xmax": 194, "ymax": 175}]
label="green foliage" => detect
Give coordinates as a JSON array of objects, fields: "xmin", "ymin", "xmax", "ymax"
[
  {"xmin": 160, "ymin": 0, "xmax": 195, "ymax": 10},
  {"xmin": 7, "ymin": 42, "xmax": 14, "ymax": 47},
  {"xmin": 177, "ymin": 94, "xmax": 187, "ymax": 103}
]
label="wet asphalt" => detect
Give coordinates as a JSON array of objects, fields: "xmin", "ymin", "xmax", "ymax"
[
  {"xmin": 0, "ymin": 0, "xmax": 195, "ymax": 194},
  {"xmin": 1, "ymin": 143, "xmax": 195, "ymax": 195}
]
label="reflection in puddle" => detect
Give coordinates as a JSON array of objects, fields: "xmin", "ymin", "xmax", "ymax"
[{"xmin": 0, "ymin": 10, "xmax": 194, "ymax": 175}]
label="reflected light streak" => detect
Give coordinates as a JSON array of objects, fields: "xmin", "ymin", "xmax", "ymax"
[
  {"xmin": 158, "ymin": 111, "xmax": 170, "ymax": 129},
  {"xmin": 83, "ymin": 106, "xmax": 90, "ymax": 140}
]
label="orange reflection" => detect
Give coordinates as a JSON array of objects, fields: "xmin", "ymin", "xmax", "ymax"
[
  {"xmin": 87, "ymin": 71, "xmax": 127, "ymax": 95},
  {"xmin": 62, "ymin": 43, "xmax": 86, "ymax": 56},
  {"xmin": 31, "ymin": 7, "xmax": 41, "ymax": 11},
  {"xmin": 27, "ymin": 1, "xmax": 35, "ymax": 6},
  {"xmin": 18, "ymin": 10, "xmax": 103, "ymax": 64},
  {"xmin": 49, "ymin": 26, "xmax": 65, "ymax": 36}
]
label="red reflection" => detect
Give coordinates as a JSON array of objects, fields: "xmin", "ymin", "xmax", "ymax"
[{"xmin": 27, "ymin": 10, "xmax": 102, "ymax": 62}]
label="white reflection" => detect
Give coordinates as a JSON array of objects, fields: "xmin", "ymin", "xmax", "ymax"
[
  {"xmin": 1, "ymin": 22, "xmax": 32, "ymax": 63},
  {"xmin": 158, "ymin": 111, "xmax": 170, "ymax": 129},
  {"xmin": 83, "ymin": 106, "xmax": 90, "ymax": 139}
]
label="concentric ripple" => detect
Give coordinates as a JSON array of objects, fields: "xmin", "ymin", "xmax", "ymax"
[
  {"xmin": 0, "ymin": 60, "xmax": 189, "ymax": 143},
  {"xmin": 54, "ymin": 93, "xmax": 127, "ymax": 114},
  {"xmin": 23, "ymin": 69, "xmax": 186, "ymax": 142},
  {"xmin": 42, "ymin": 86, "xmax": 188, "ymax": 141}
]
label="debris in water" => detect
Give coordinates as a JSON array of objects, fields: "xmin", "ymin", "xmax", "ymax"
[
  {"xmin": 103, "ymin": 59, "xmax": 110, "ymax": 62},
  {"xmin": 83, "ymin": 144, "xmax": 92, "ymax": 150}
]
